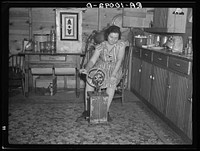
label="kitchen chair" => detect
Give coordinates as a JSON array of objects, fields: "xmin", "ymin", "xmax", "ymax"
[
  {"xmin": 113, "ymin": 46, "xmax": 130, "ymax": 104},
  {"xmin": 9, "ymin": 54, "xmax": 25, "ymax": 95},
  {"xmin": 81, "ymin": 30, "xmax": 131, "ymax": 105}
]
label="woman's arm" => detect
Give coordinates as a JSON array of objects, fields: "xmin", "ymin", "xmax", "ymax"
[
  {"xmin": 85, "ymin": 44, "xmax": 102, "ymax": 71},
  {"xmin": 111, "ymin": 41, "xmax": 126, "ymax": 78}
]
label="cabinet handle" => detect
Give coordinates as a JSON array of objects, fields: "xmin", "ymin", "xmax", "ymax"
[
  {"xmin": 158, "ymin": 57, "xmax": 162, "ymax": 61},
  {"xmin": 175, "ymin": 63, "xmax": 181, "ymax": 67},
  {"xmin": 187, "ymin": 98, "xmax": 192, "ymax": 103},
  {"xmin": 152, "ymin": 76, "xmax": 155, "ymax": 80},
  {"xmin": 138, "ymin": 69, "xmax": 141, "ymax": 72},
  {"xmin": 149, "ymin": 75, "xmax": 152, "ymax": 79}
]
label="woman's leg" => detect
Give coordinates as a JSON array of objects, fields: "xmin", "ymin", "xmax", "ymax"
[
  {"xmin": 106, "ymin": 85, "xmax": 116, "ymax": 112},
  {"xmin": 85, "ymin": 83, "xmax": 94, "ymax": 111}
]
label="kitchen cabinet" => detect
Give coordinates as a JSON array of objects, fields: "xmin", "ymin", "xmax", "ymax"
[
  {"xmin": 164, "ymin": 56, "xmax": 192, "ymax": 140},
  {"xmin": 150, "ymin": 52, "xmax": 168, "ymax": 114},
  {"xmin": 183, "ymin": 79, "xmax": 192, "ymax": 140},
  {"xmin": 140, "ymin": 49, "xmax": 153, "ymax": 102},
  {"xmin": 140, "ymin": 61, "xmax": 152, "ymax": 102},
  {"xmin": 145, "ymin": 8, "xmax": 188, "ymax": 33},
  {"xmin": 130, "ymin": 46, "xmax": 192, "ymax": 141},
  {"xmin": 122, "ymin": 8, "xmax": 153, "ymax": 28},
  {"xmin": 150, "ymin": 66, "xmax": 168, "ymax": 114},
  {"xmin": 165, "ymin": 72, "xmax": 188, "ymax": 128},
  {"xmin": 131, "ymin": 56, "xmax": 142, "ymax": 94}
]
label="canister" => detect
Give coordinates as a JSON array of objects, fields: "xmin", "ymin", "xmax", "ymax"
[
  {"xmin": 160, "ymin": 36, "xmax": 168, "ymax": 46},
  {"xmin": 187, "ymin": 36, "xmax": 192, "ymax": 54},
  {"xmin": 34, "ymin": 34, "xmax": 49, "ymax": 52},
  {"xmin": 33, "ymin": 41, "xmax": 39, "ymax": 52},
  {"xmin": 154, "ymin": 35, "xmax": 161, "ymax": 46},
  {"xmin": 39, "ymin": 42, "xmax": 46, "ymax": 53},
  {"xmin": 147, "ymin": 34, "xmax": 153, "ymax": 46}
]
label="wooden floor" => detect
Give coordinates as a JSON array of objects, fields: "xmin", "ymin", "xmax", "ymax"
[{"xmin": 7, "ymin": 88, "xmax": 189, "ymax": 147}]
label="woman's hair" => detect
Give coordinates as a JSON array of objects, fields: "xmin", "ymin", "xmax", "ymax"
[{"xmin": 104, "ymin": 25, "xmax": 121, "ymax": 41}]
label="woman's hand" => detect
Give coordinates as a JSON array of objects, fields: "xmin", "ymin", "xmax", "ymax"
[
  {"xmin": 95, "ymin": 44, "xmax": 103, "ymax": 52},
  {"xmin": 79, "ymin": 68, "xmax": 88, "ymax": 75},
  {"xmin": 110, "ymin": 76, "xmax": 117, "ymax": 85}
]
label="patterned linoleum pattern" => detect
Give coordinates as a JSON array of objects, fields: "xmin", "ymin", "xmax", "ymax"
[{"xmin": 8, "ymin": 90, "xmax": 186, "ymax": 145}]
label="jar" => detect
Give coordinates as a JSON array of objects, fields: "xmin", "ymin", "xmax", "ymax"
[
  {"xmin": 147, "ymin": 34, "xmax": 153, "ymax": 46},
  {"xmin": 50, "ymin": 30, "xmax": 56, "ymax": 42},
  {"xmin": 187, "ymin": 36, "xmax": 192, "ymax": 54},
  {"xmin": 154, "ymin": 35, "xmax": 161, "ymax": 47},
  {"xmin": 45, "ymin": 41, "xmax": 51, "ymax": 53},
  {"xmin": 50, "ymin": 82, "xmax": 53, "ymax": 96},
  {"xmin": 50, "ymin": 30, "xmax": 56, "ymax": 53},
  {"xmin": 40, "ymin": 42, "xmax": 46, "ymax": 53},
  {"xmin": 33, "ymin": 41, "xmax": 39, "ymax": 52}
]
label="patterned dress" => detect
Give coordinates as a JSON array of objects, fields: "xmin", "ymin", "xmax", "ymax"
[{"xmin": 92, "ymin": 41, "xmax": 124, "ymax": 88}]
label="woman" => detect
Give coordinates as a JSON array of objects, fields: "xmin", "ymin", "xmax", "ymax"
[{"xmin": 79, "ymin": 25, "xmax": 126, "ymax": 122}]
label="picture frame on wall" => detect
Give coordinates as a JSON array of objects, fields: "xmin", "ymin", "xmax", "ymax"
[{"xmin": 60, "ymin": 12, "xmax": 78, "ymax": 41}]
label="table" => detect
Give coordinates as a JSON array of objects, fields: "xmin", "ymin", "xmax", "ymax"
[{"xmin": 18, "ymin": 52, "xmax": 85, "ymax": 97}]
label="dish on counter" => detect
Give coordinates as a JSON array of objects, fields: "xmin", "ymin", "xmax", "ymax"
[
  {"xmin": 142, "ymin": 45, "xmax": 148, "ymax": 48},
  {"xmin": 149, "ymin": 46, "xmax": 164, "ymax": 50},
  {"xmin": 147, "ymin": 44, "xmax": 155, "ymax": 48}
]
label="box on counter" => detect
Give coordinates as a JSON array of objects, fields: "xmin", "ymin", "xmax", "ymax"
[
  {"xmin": 87, "ymin": 91, "xmax": 109, "ymax": 124},
  {"xmin": 35, "ymin": 76, "xmax": 57, "ymax": 95}
]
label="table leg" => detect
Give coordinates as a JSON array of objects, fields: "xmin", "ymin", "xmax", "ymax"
[
  {"xmin": 76, "ymin": 55, "xmax": 81, "ymax": 98},
  {"xmin": 76, "ymin": 68, "xmax": 80, "ymax": 98},
  {"xmin": 24, "ymin": 68, "xmax": 29, "ymax": 97}
]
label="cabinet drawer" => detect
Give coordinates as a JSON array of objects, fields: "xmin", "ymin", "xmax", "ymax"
[
  {"xmin": 132, "ymin": 47, "xmax": 140, "ymax": 58},
  {"xmin": 40, "ymin": 55, "xmax": 66, "ymax": 61},
  {"xmin": 141, "ymin": 49, "xmax": 152, "ymax": 62},
  {"xmin": 153, "ymin": 52, "xmax": 168, "ymax": 67},
  {"xmin": 28, "ymin": 55, "xmax": 40, "ymax": 61},
  {"xmin": 168, "ymin": 57, "xmax": 191, "ymax": 75}
]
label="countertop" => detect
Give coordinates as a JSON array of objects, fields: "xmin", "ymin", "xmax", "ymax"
[{"xmin": 137, "ymin": 46, "xmax": 193, "ymax": 61}]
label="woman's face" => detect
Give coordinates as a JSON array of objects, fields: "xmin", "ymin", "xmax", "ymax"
[{"xmin": 107, "ymin": 32, "xmax": 119, "ymax": 45}]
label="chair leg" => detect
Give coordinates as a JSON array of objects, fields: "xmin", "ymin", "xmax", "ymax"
[
  {"xmin": 121, "ymin": 78, "xmax": 125, "ymax": 105},
  {"xmin": 121, "ymin": 88, "xmax": 124, "ymax": 105},
  {"xmin": 22, "ymin": 78, "xmax": 25, "ymax": 96}
]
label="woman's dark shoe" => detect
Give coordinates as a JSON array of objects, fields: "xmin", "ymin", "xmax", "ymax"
[
  {"xmin": 107, "ymin": 112, "xmax": 112, "ymax": 122},
  {"xmin": 82, "ymin": 110, "xmax": 89, "ymax": 117},
  {"xmin": 75, "ymin": 110, "xmax": 89, "ymax": 122}
]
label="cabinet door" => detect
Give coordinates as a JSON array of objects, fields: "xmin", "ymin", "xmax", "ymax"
[
  {"xmin": 150, "ymin": 66, "xmax": 168, "ymax": 114},
  {"xmin": 167, "ymin": 8, "xmax": 188, "ymax": 33},
  {"xmin": 153, "ymin": 8, "xmax": 168, "ymax": 29},
  {"xmin": 140, "ymin": 61, "xmax": 152, "ymax": 101},
  {"xmin": 183, "ymin": 79, "xmax": 192, "ymax": 140},
  {"xmin": 165, "ymin": 72, "xmax": 188, "ymax": 129},
  {"xmin": 131, "ymin": 56, "xmax": 142, "ymax": 94}
]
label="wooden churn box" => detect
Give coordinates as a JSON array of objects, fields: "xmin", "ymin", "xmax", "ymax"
[
  {"xmin": 35, "ymin": 76, "xmax": 57, "ymax": 95},
  {"xmin": 87, "ymin": 91, "xmax": 109, "ymax": 124}
]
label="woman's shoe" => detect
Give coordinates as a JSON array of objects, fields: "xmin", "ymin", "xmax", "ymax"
[
  {"xmin": 75, "ymin": 110, "xmax": 89, "ymax": 122},
  {"xmin": 82, "ymin": 110, "xmax": 89, "ymax": 117}
]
